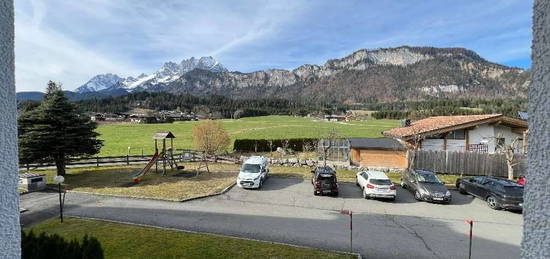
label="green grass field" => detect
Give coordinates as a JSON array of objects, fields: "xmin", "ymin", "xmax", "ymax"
[
  {"xmin": 96, "ymin": 116, "xmax": 399, "ymax": 156},
  {"xmin": 26, "ymin": 218, "xmax": 355, "ymax": 259}
]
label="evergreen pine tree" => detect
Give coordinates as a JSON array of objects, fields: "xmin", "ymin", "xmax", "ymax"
[{"xmin": 18, "ymin": 81, "xmax": 103, "ymax": 175}]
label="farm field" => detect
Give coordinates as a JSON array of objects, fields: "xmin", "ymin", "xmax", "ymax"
[{"xmin": 96, "ymin": 116, "xmax": 399, "ymax": 156}]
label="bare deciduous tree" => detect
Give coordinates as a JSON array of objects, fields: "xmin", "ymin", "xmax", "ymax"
[
  {"xmin": 192, "ymin": 120, "xmax": 230, "ymax": 173},
  {"xmin": 495, "ymin": 135, "xmax": 525, "ymax": 180},
  {"xmin": 406, "ymin": 127, "xmax": 426, "ymax": 170},
  {"xmin": 319, "ymin": 128, "xmax": 338, "ymax": 167}
]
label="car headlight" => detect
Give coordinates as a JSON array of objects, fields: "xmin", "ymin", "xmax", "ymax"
[{"xmin": 445, "ymin": 190, "xmax": 451, "ymax": 196}]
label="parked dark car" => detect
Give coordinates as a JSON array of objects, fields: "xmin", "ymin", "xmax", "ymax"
[
  {"xmin": 311, "ymin": 166, "xmax": 339, "ymax": 196},
  {"xmin": 456, "ymin": 176, "xmax": 523, "ymax": 210},
  {"xmin": 401, "ymin": 169, "xmax": 451, "ymax": 203}
]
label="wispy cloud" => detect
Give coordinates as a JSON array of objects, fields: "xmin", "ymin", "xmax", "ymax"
[{"xmin": 15, "ymin": 0, "xmax": 532, "ymax": 91}]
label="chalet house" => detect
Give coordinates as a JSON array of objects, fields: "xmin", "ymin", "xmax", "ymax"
[
  {"xmin": 129, "ymin": 114, "xmax": 151, "ymax": 123},
  {"xmin": 89, "ymin": 113, "xmax": 104, "ymax": 121},
  {"xmin": 349, "ymin": 138, "xmax": 407, "ymax": 169},
  {"xmin": 324, "ymin": 114, "xmax": 356, "ymax": 122},
  {"xmin": 383, "ymin": 114, "xmax": 528, "ymax": 154}
]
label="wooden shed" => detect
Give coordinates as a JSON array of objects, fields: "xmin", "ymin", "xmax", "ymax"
[{"xmin": 349, "ymin": 138, "xmax": 408, "ymax": 169}]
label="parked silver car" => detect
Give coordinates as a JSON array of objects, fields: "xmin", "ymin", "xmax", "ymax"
[{"xmin": 401, "ymin": 169, "xmax": 451, "ymax": 203}]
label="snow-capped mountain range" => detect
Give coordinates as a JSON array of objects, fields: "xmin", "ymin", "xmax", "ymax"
[{"xmin": 75, "ymin": 56, "xmax": 227, "ymax": 94}]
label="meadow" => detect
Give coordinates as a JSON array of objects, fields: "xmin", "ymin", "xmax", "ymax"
[
  {"xmin": 96, "ymin": 116, "xmax": 399, "ymax": 156},
  {"xmin": 27, "ymin": 218, "xmax": 355, "ymax": 259}
]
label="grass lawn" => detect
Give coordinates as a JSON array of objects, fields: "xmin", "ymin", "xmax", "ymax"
[
  {"xmin": 31, "ymin": 163, "xmax": 240, "ymax": 201},
  {"xmin": 26, "ymin": 218, "xmax": 355, "ymax": 259},
  {"xmin": 96, "ymin": 116, "xmax": 399, "ymax": 156}
]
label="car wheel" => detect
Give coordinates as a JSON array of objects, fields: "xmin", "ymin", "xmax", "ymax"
[
  {"xmin": 333, "ymin": 192, "xmax": 339, "ymax": 197},
  {"xmin": 362, "ymin": 188, "xmax": 367, "ymax": 199},
  {"xmin": 356, "ymin": 179, "xmax": 359, "ymax": 186},
  {"xmin": 313, "ymin": 191, "xmax": 318, "ymax": 196},
  {"xmin": 486, "ymin": 196, "xmax": 501, "ymax": 210},
  {"xmin": 414, "ymin": 190, "xmax": 422, "ymax": 201},
  {"xmin": 389, "ymin": 197, "xmax": 396, "ymax": 202},
  {"xmin": 458, "ymin": 183, "xmax": 467, "ymax": 194},
  {"xmin": 258, "ymin": 180, "xmax": 263, "ymax": 189}
]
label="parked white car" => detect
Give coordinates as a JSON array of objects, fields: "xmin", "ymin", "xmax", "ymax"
[
  {"xmin": 356, "ymin": 170, "xmax": 396, "ymax": 200},
  {"xmin": 237, "ymin": 156, "xmax": 269, "ymax": 189}
]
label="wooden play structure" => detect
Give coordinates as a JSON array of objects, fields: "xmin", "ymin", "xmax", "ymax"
[{"xmin": 131, "ymin": 131, "xmax": 183, "ymax": 183}]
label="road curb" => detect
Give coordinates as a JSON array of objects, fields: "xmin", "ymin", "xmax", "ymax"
[
  {"xmin": 64, "ymin": 182, "xmax": 237, "ymax": 203},
  {"xmin": 67, "ymin": 215, "xmax": 362, "ymax": 258},
  {"xmin": 179, "ymin": 182, "xmax": 236, "ymax": 202}
]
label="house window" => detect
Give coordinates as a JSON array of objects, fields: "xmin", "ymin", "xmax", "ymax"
[
  {"xmin": 426, "ymin": 134, "xmax": 444, "ymax": 139},
  {"xmin": 447, "ymin": 129, "xmax": 465, "ymax": 140},
  {"xmin": 495, "ymin": 137, "xmax": 505, "ymax": 151}
]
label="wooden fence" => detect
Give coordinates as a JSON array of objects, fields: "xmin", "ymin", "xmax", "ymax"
[
  {"xmin": 411, "ymin": 150, "xmax": 527, "ymax": 178},
  {"xmin": 19, "ymin": 149, "xmax": 239, "ymax": 170}
]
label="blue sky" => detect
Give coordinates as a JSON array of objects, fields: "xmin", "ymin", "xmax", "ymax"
[{"xmin": 15, "ymin": 0, "xmax": 532, "ymax": 92}]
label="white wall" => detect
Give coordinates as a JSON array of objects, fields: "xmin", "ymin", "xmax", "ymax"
[
  {"xmin": 469, "ymin": 124, "xmax": 496, "ymax": 151},
  {"xmin": 446, "ymin": 139, "xmax": 465, "ymax": 151},
  {"xmin": 421, "ymin": 139, "xmax": 444, "ymax": 150},
  {"xmin": 419, "ymin": 124, "xmax": 523, "ymax": 153},
  {"xmin": 0, "ymin": 0, "xmax": 21, "ymax": 258},
  {"xmin": 524, "ymin": 2, "xmax": 550, "ymax": 256},
  {"xmin": 494, "ymin": 125, "xmax": 523, "ymax": 152}
]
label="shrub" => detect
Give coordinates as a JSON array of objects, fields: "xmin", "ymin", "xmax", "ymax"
[
  {"xmin": 233, "ymin": 138, "xmax": 318, "ymax": 152},
  {"xmin": 22, "ymin": 230, "xmax": 104, "ymax": 259}
]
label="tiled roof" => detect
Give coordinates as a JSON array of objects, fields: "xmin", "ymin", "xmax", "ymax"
[
  {"xmin": 383, "ymin": 114, "xmax": 526, "ymax": 139},
  {"xmin": 153, "ymin": 131, "xmax": 176, "ymax": 139}
]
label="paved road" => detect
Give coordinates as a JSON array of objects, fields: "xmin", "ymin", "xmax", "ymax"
[{"xmin": 21, "ymin": 177, "xmax": 522, "ymax": 259}]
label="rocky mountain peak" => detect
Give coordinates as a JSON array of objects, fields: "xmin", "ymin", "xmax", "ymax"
[
  {"xmin": 76, "ymin": 73, "xmax": 124, "ymax": 93},
  {"xmin": 180, "ymin": 56, "xmax": 227, "ymax": 73},
  {"xmin": 73, "ymin": 46, "xmax": 529, "ymax": 103}
]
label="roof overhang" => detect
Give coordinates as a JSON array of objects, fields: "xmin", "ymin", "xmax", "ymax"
[{"xmin": 384, "ymin": 115, "xmax": 528, "ymax": 141}]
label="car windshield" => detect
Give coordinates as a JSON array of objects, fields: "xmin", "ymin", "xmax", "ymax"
[
  {"xmin": 241, "ymin": 164, "xmax": 261, "ymax": 174},
  {"xmin": 370, "ymin": 179, "xmax": 392, "ymax": 185},
  {"xmin": 416, "ymin": 172, "xmax": 442, "ymax": 184}
]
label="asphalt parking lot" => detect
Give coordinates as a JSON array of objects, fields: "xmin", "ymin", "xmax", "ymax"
[{"xmin": 21, "ymin": 176, "xmax": 522, "ymax": 259}]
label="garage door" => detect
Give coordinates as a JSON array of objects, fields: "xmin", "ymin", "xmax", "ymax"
[{"xmin": 359, "ymin": 150, "xmax": 407, "ymax": 169}]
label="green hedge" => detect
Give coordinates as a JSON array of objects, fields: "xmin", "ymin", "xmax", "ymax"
[
  {"xmin": 22, "ymin": 230, "xmax": 104, "ymax": 259},
  {"xmin": 233, "ymin": 138, "xmax": 319, "ymax": 152}
]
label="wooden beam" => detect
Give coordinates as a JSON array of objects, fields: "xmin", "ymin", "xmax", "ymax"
[
  {"xmin": 511, "ymin": 128, "xmax": 527, "ymax": 134},
  {"xmin": 443, "ymin": 133, "xmax": 448, "ymax": 150},
  {"xmin": 465, "ymin": 129, "xmax": 470, "ymax": 151}
]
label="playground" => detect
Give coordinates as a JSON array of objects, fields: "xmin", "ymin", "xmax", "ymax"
[{"xmin": 34, "ymin": 163, "xmax": 238, "ymax": 201}]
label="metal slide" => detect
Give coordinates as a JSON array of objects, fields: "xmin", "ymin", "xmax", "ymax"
[{"xmin": 131, "ymin": 152, "xmax": 160, "ymax": 182}]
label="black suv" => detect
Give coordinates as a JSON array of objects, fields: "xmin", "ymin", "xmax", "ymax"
[
  {"xmin": 456, "ymin": 176, "xmax": 523, "ymax": 210},
  {"xmin": 311, "ymin": 167, "xmax": 339, "ymax": 196},
  {"xmin": 401, "ymin": 169, "xmax": 451, "ymax": 203}
]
